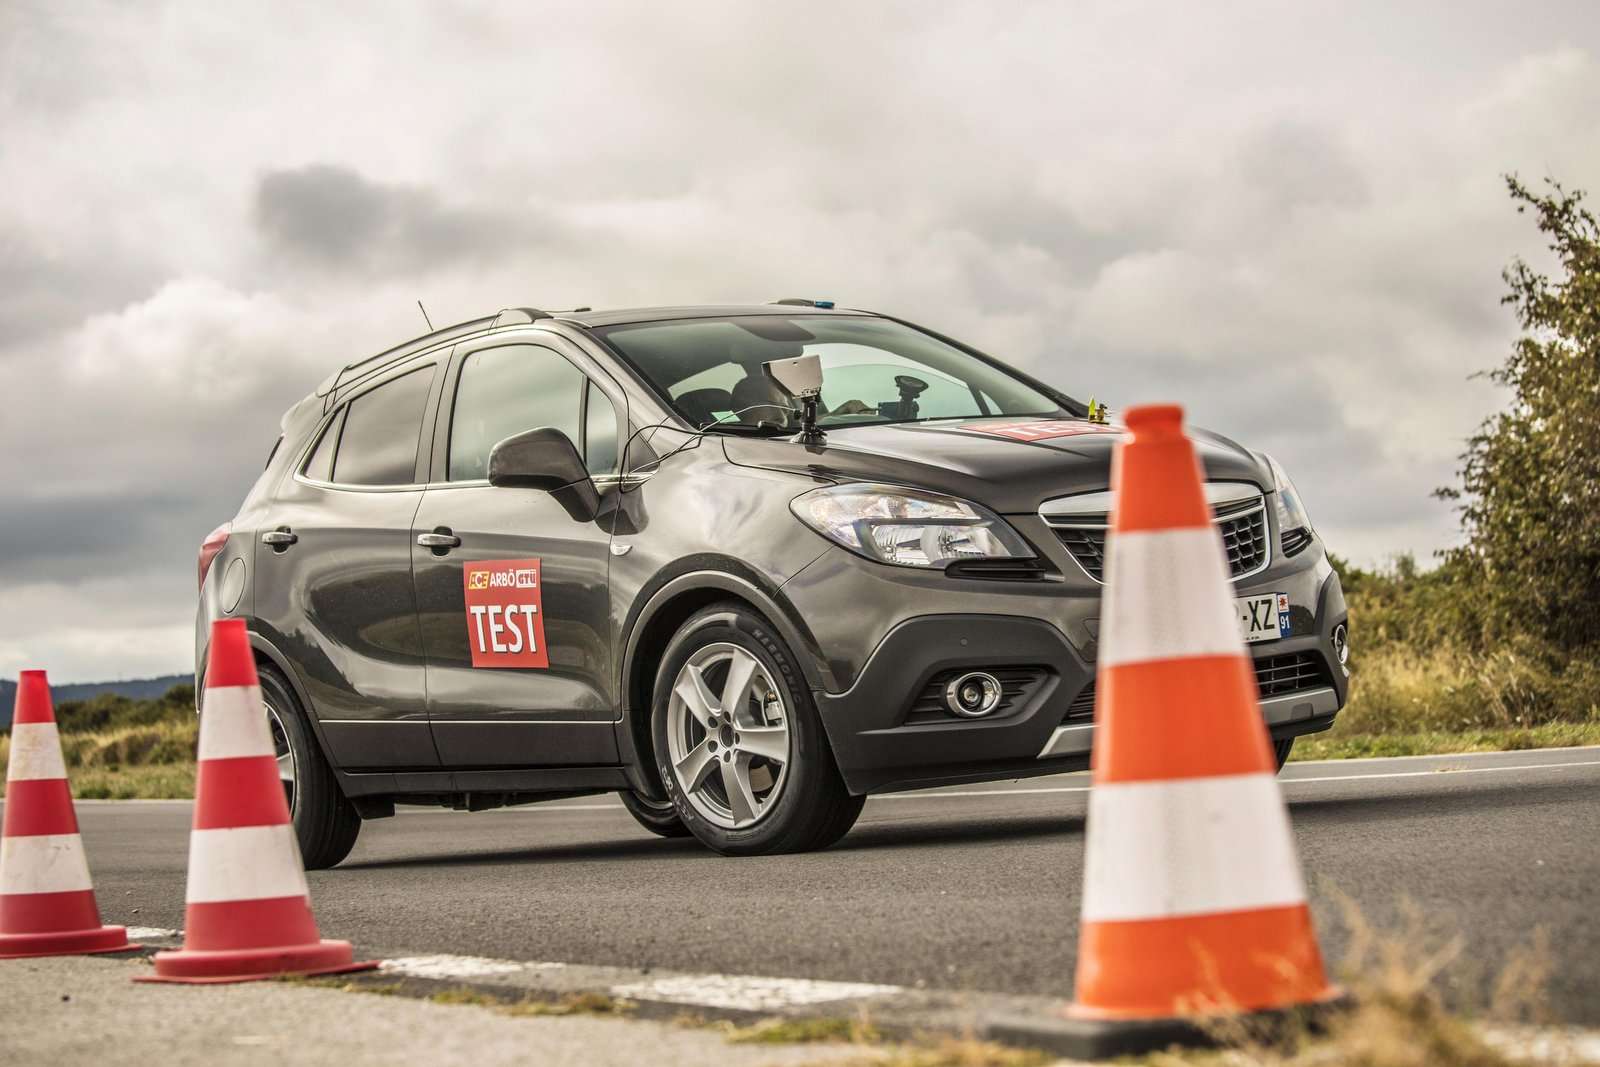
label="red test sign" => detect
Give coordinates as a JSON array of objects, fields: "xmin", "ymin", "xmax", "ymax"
[{"xmin": 463, "ymin": 558, "xmax": 548, "ymax": 669}]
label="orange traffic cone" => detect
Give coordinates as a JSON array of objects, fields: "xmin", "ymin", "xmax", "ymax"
[
  {"xmin": 138, "ymin": 619, "xmax": 376, "ymax": 983},
  {"xmin": 0, "ymin": 671, "xmax": 134, "ymax": 958},
  {"xmin": 1061, "ymin": 404, "xmax": 1339, "ymax": 1056}
]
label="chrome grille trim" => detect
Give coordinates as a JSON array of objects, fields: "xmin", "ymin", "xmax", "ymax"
[{"xmin": 1038, "ymin": 482, "xmax": 1272, "ymax": 584}]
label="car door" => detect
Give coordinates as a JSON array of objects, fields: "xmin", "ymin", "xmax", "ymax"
[
  {"xmin": 253, "ymin": 359, "xmax": 443, "ymax": 769},
  {"xmin": 411, "ymin": 336, "xmax": 623, "ymax": 767}
]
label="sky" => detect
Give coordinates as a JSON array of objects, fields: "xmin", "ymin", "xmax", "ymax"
[{"xmin": 2, "ymin": 1, "xmax": 1598, "ymax": 682}]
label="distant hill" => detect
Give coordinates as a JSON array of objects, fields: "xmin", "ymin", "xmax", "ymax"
[{"xmin": 0, "ymin": 674, "xmax": 192, "ymax": 729}]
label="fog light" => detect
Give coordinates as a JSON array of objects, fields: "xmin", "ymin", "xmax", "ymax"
[
  {"xmin": 945, "ymin": 672, "xmax": 1002, "ymax": 718},
  {"xmin": 1332, "ymin": 623, "xmax": 1349, "ymax": 666}
]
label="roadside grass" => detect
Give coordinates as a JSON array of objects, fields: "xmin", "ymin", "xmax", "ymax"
[
  {"xmin": 1292, "ymin": 721, "xmax": 1600, "ymax": 761},
  {"xmin": 0, "ymin": 716, "xmax": 198, "ymax": 799}
]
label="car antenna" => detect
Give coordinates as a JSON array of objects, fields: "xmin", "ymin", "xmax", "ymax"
[{"xmin": 416, "ymin": 300, "xmax": 434, "ymax": 332}]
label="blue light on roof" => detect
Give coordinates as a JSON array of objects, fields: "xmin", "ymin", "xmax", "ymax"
[{"xmin": 815, "ymin": 299, "xmax": 835, "ymax": 309}]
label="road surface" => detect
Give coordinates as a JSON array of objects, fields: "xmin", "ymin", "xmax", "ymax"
[{"xmin": 34, "ymin": 747, "xmax": 1600, "ymax": 1024}]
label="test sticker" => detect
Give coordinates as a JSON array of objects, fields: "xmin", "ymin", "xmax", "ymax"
[
  {"xmin": 463, "ymin": 558, "xmax": 548, "ymax": 669},
  {"xmin": 960, "ymin": 419, "xmax": 1123, "ymax": 442}
]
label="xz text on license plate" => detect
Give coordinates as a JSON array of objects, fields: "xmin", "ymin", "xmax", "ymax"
[{"xmin": 1235, "ymin": 592, "xmax": 1291, "ymax": 644}]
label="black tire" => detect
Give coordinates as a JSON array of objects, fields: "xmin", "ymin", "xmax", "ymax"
[
  {"xmin": 617, "ymin": 789, "xmax": 693, "ymax": 838},
  {"xmin": 651, "ymin": 602, "xmax": 864, "ymax": 856},
  {"xmin": 1273, "ymin": 737, "xmax": 1295, "ymax": 772},
  {"xmin": 256, "ymin": 666, "xmax": 362, "ymax": 870}
]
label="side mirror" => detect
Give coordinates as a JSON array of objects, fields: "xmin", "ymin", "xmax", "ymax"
[{"xmin": 488, "ymin": 427, "xmax": 600, "ymax": 522}]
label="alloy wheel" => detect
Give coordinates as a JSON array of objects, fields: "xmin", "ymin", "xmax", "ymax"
[
  {"xmin": 665, "ymin": 642, "xmax": 792, "ymax": 829},
  {"xmin": 262, "ymin": 699, "xmax": 297, "ymax": 815}
]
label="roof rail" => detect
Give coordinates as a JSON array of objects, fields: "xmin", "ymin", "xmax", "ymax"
[
  {"xmin": 770, "ymin": 298, "xmax": 836, "ymax": 309},
  {"xmin": 315, "ymin": 313, "xmax": 497, "ymax": 399},
  {"xmin": 490, "ymin": 307, "xmax": 553, "ymax": 328}
]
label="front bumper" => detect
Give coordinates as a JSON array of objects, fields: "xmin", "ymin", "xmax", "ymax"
[{"xmin": 795, "ymin": 543, "xmax": 1349, "ymax": 795}]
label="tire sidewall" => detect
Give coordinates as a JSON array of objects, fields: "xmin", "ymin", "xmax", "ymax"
[
  {"xmin": 255, "ymin": 667, "xmax": 314, "ymax": 823},
  {"xmin": 650, "ymin": 604, "xmax": 831, "ymax": 853}
]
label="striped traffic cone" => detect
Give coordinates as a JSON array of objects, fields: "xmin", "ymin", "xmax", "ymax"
[
  {"xmin": 1061, "ymin": 404, "xmax": 1339, "ymax": 1056},
  {"xmin": 0, "ymin": 670, "xmax": 134, "ymax": 958},
  {"xmin": 138, "ymin": 619, "xmax": 375, "ymax": 983}
]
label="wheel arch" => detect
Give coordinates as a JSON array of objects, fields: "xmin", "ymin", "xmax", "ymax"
[{"xmin": 616, "ymin": 560, "xmax": 832, "ymax": 799}]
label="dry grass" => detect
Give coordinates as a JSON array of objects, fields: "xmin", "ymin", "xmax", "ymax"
[
  {"xmin": 840, "ymin": 1038, "xmax": 1051, "ymax": 1067},
  {"xmin": 1337, "ymin": 639, "xmax": 1600, "ymax": 737},
  {"xmin": 1140, "ymin": 900, "xmax": 1582, "ymax": 1067},
  {"xmin": 723, "ymin": 1013, "xmax": 882, "ymax": 1045}
]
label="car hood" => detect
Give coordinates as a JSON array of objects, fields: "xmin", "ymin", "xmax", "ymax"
[{"xmin": 719, "ymin": 415, "xmax": 1270, "ymax": 514}]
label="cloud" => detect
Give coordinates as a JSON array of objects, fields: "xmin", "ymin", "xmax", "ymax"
[
  {"xmin": 254, "ymin": 164, "xmax": 532, "ymax": 272},
  {"xmin": 2, "ymin": 2, "xmax": 1599, "ymax": 678}
]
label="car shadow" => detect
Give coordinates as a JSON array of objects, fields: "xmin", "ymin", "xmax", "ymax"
[{"xmin": 339, "ymin": 811, "xmax": 1083, "ymax": 870}]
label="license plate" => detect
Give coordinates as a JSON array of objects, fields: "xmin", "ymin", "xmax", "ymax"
[{"xmin": 1235, "ymin": 592, "xmax": 1290, "ymax": 644}]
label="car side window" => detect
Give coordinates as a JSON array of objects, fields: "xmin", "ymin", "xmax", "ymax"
[
  {"xmin": 583, "ymin": 379, "xmax": 619, "ymax": 476},
  {"xmin": 449, "ymin": 344, "xmax": 584, "ymax": 482},
  {"xmin": 301, "ymin": 410, "xmax": 343, "ymax": 482},
  {"xmin": 331, "ymin": 365, "xmax": 437, "ymax": 486}
]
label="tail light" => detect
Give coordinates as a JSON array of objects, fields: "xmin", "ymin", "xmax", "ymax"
[{"xmin": 199, "ymin": 522, "xmax": 232, "ymax": 590}]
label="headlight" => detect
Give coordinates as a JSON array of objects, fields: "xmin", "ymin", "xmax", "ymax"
[
  {"xmin": 790, "ymin": 483, "xmax": 1033, "ymax": 568},
  {"xmin": 1264, "ymin": 454, "xmax": 1314, "ymax": 555}
]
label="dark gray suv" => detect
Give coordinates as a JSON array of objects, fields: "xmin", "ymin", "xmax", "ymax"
[{"xmin": 196, "ymin": 302, "xmax": 1349, "ymax": 866}]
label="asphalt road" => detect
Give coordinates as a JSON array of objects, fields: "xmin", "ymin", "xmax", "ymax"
[{"xmin": 32, "ymin": 747, "xmax": 1600, "ymax": 1024}]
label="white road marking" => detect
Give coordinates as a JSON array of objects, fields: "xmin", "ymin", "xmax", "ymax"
[
  {"xmin": 381, "ymin": 954, "xmax": 557, "ymax": 979},
  {"xmin": 1282, "ymin": 759, "xmax": 1600, "ymax": 785},
  {"xmin": 125, "ymin": 926, "xmax": 181, "ymax": 940},
  {"xmin": 610, "ymin": 973, "xmax": 902, "ymax": 1011},
  {"xmin": 1288, "ymin": 744, "xmax": 1600, "ymax": 766}
]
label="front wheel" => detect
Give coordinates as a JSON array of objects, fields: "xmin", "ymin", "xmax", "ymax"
[
  {"xmin": 651, "ymin": 603, "xmax": 863, "ymax": 856},
  {"xmin": 617, "ymin": 789, "xmax": 692, "ymax": 838},
  {"xmin": 256, "ymin": 667, "xmax": 362, "ymax": 869}
]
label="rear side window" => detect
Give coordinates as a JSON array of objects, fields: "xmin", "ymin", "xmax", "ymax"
[
  {"xmin": 301, "ymin": 412, "xmax": 342, "ymax": 482},
  {"xmin": 331, "ymin": 366, "xmax": 436, "ymax": 486},
  {"xmin": 449, "ymin": 345, "xmax": 584, "ymax": 481}
]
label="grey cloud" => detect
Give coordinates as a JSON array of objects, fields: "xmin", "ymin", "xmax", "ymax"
[
  {"xmin": 0, "ymin": 228, "xmax": 155, "ymax": 347},
  {"xmin": 1233, "ymin": 121, "xmax": 1371, "ymax": 215},
  {"xmin": 254, "ymin": 164, "xmax": 538, "ymax": 272}
]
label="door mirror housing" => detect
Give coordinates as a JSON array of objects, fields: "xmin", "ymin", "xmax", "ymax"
[{"xmin": 487, "ymin": 427, "xmax": 600, "ymax": 522}]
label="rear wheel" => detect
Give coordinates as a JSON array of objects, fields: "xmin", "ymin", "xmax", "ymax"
[
  {"xmin": 651, "ymin": 603, "xmax": 863, "ymax": 856},
  {"xmin": 617, "ymin": 789, "xmax": 692, "ymax": 838},
  {"xmin": 1273, "ymin": 737, "xmax": 1295, "ymax": 772},
  {"xmin": 256, "ymin": 666, "xmax": 362, "ymax": 869}
]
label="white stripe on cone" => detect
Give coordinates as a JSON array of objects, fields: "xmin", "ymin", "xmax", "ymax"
[
  {"xmin": 185, "ymin": 824, "xmax": 310, "ymax": 904},
  {"xmin": 197, "ymin": 685, "xmax": 275, "ymax": 761},
  {"xmin": 4, "ymin": 723, "xmax": 68, "ymax": 782},
  {"xmin": 1081, "ymin": 773, "xmax": 1307, "ymax": 923},
  {"xmin": 0, "ymin": 834, "xmax": 95, "ymax": 896},
  {"xmin": 1100, "ymin": 527, "xmax": 1245, "ymax": 669}
]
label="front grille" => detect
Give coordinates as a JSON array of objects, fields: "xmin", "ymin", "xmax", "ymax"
[
  {"xmin": 1253, "ymin": 651, "xmax": 1331, "ymax": 696},
  {"xmin": 1061, "ymin": 651, "xmax": 1333, "ymax": 726},
  {"xmin": 905, "ymin": 666, "xmax": 1050, "ymax": 725},
  {"xmin": 1043, "ymin": 492, "xmax": 1271, "ymax": 583}
]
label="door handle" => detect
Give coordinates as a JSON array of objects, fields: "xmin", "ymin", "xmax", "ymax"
[
  {"xmin": 261, "ymin": 528, "xmax": 298, "ymax": 549},
  {"xmin": 417, "ymin": 529, "xmax": 461, "ymax": 552}
]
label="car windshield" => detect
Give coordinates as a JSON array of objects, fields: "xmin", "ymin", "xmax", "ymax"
[{"xmin": 594, "ymin": 315, "xmax": 1066, "ymax": 432}]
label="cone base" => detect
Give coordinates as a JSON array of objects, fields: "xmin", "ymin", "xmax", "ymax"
[
  {"xmin": 136, "ymin": 939, "xmax": 378, "ymax": 984},
  {"xmin": 1032, "ymin": 989, "xmax": 1348, "ymax": 1060},
  {"xmin": 0, "ymin": 924, "xmax": 135, "ymax": 960}
]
